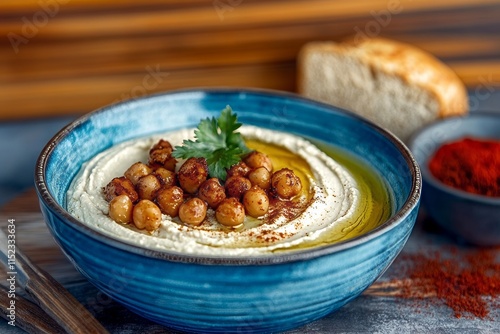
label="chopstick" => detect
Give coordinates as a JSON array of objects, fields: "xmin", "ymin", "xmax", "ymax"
[
  {"xmin": 0, "ymin": 284, "xmax": 65, "ymax": 334},
  {"xmin": 0, "ymin": 229, "xmax": 109, "ymax": 334}
]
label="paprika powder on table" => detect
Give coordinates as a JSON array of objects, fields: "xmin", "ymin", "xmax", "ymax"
[
  {"xmin": 369, "ymin": 246, "xmax": 500, "ymax": 319},
  {"xmin": 397, "ymin": 248, "xmax": 500, "ymax": 319},
  {"xmin": 429, "ymin": 137, "xmax": 500, "ymax": 197}
]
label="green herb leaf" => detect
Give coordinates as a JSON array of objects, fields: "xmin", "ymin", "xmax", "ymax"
[{"xmin": 172, "ymin": 106, "xmax": 250, "ymax": 180}]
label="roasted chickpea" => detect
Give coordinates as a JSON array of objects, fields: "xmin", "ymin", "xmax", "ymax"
[
  {"xmin": 132, "ymin": 199, "xmax": 162, "ymax": 232},
  {"xmin": 178, "ymin": 198, "xmax": 207, "ymax": 226},
  {"xmin": 108, "ymin": 194, "xmax": 133, "ymax": 224},
  {"xmin": 149, "ymin": 139, "xmax": 173, "ymax": 155},
  {"xmin": 248, "ymin": 166, "xmax": 271, "ymax": 190},
  {"xmin": 124, "ymin": 162, "xmax": 152, "ymax": 185},
  {"xmin": 215, "ymin": 198, "xmax": 245, "ymax": 227},
  {"xmin": 148, "ymin": 140, "xmax": 176, "ymax": 171},
  {"xmin": 244, "ymin": 151, "xmax": 273, "ymax": 172},
  {"xmin": 271, "ymin": 168, "xmax": 302, "ymax": 199},
  {"xmin": 177, "ymin": 157, "xmax": 208, "ymax": 194},
  {"xmin": 136, "ymin": 174, "xmax": 161, "ymax": 200},
  {"xmin": 104, "ymin": 176, "xmax": 138, "ymax": 203},
  {"xmin": 227, "ymin": 161, "xmax": 251, "ymax": 178},
  {"xmin": 243, "ymin": 186, "xmax": 269, "ymax": 218},
  {"xmin": 152, "ymin": 167, "xmax": 176, "ymax": 187},
  {"xmin": 161, "ymin": 156, "xmax": 178, "ymax": 172},
  {"xmin": 156, "ymin": 186, "xmax": 184, "ymax": 217},
  {"xmin": 225, "ymin": 175, "xmax": 252, "ymax": 200},
  {"xmin": 198, "ymin": 178, "xmax": 226, "ymax": 209},
  {"xmin": 148, "ymin": 148, "xmax": 171, "ymax": 168}
]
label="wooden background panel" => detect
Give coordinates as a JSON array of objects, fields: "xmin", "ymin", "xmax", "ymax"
[{"xmin": 1, "ymin": 0, "xmax": 499, "ymax": 120}]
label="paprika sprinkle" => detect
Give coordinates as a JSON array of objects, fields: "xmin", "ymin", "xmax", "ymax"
[
  {"xmin": 429, "ymin": 137, "xmax": 500, "ymax": 197},
  {"xmin": 377, "ymin": 247, "xmax": 500, "ymax": 319}
]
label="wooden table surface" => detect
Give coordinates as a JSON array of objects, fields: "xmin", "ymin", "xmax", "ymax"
[{"xmin": 1, "ymin": 188, "xmax": 499, "ymax": 333}]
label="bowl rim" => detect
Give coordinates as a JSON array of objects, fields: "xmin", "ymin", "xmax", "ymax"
[
  {"xmin": 35, "ymin": 87, "xmax": 422, "ymax": 265},
  {"xmin": 407, "ymin": 110, "xmax": 500, "ymax": 205}
]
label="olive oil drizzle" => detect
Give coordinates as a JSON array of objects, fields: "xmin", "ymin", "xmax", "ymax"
[{"xmin": 245, "ymin": 139, "xmax": 392, "ymax": 251}]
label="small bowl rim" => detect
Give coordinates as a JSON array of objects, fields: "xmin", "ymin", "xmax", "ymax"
[
  {"xmin": 408, "ymin": 110, "xmax": 500, "ymax": 205},
  {"xmin": 35, "ymin": 87, "xmax": 421, "ymax": 265}
]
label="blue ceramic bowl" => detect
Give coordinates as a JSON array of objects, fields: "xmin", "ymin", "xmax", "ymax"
[
  {"xmin": 408, "ymin": 111, "xmax": 500, "ymax": 246},
  {"xmin": 35, "ymin": 88, "xmax": 421, "ymax": 333}
]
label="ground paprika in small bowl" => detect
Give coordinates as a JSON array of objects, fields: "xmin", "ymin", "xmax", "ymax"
[
  {"xmin": 408, "ymin": 111, "xmax": 500, "ymax": 246},
  {"xmin": 429, "ymin": 137, "xmax": 500, "ymax": 198}
]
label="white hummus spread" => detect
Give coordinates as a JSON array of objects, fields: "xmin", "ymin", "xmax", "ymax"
[{"xmin": 67, "ymin": 126, "xmax": 365, "ymax": 256}]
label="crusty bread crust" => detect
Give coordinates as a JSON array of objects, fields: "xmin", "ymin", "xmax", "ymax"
[{"xmin": 298, "ymin": 37, "xmax": 468, "ymax": 119}]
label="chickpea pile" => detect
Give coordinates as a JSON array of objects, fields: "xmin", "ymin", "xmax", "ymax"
[{"xmin": 103, "ymin": 139, "xmax": 302, "ymax": 232}]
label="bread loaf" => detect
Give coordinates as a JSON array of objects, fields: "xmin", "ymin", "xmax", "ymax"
[{"xmin": 297, "ymin": 37, "xmax": 468, "ymax": 141}]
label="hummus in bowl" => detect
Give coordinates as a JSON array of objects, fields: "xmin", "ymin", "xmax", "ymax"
[
  {"xmin": 67, "ymin": 125, "xmax": 390, "ymax": 256},
  {"xmin": 35, "ymin": 88, "xmax": 420, "ymax": 333}
]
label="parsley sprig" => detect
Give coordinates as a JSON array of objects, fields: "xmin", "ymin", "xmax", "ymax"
[{"xmin": 172, "ymin": 106, "xmax": 250, "ymax": 180}]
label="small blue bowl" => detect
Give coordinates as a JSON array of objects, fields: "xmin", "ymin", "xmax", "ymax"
[
  {"xmin": 35, "ymin": 88, "xmax": 421, "ymax": 333},
  {"xmin": 408, "ymin": 111, "xmax": 500, "ymax": 246}
]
